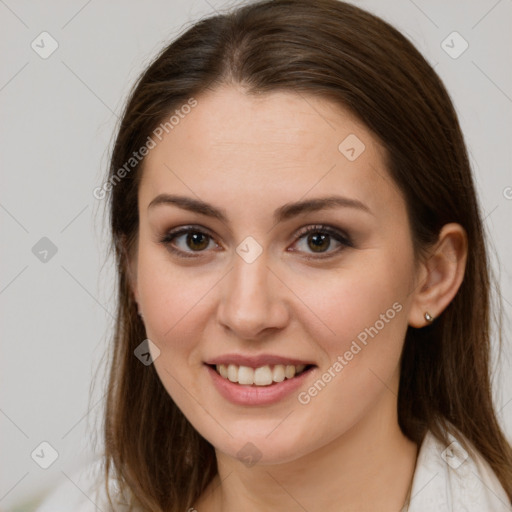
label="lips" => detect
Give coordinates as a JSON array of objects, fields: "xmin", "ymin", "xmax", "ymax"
[
  {"xmin": 206, "ymin": 362, "xmax": 316, "ymax": 406},
  {"xmin": 204, "ymin": 353, "xmax": 316, "ymax": 396}
]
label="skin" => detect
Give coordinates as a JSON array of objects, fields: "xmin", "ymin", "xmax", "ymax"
[{"xmin": 129, "ymin": 85, "xmax": 467, "ymax": 511}]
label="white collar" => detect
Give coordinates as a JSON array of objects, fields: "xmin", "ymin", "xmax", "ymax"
[{"xmin": 407, "ymin": 428, "xmax": 511, "ymax": 511}]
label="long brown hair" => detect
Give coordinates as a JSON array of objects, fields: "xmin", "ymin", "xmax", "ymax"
[{"xmin": 101, "ymin": 0, "xmax": 512, "ymax": 509}]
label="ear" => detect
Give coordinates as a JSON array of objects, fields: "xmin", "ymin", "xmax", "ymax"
[{"xmin": 408, "ymin": 223, "xmax": 467, "ymax": 328}]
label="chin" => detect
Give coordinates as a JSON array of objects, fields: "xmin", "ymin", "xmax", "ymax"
[{"xmin": 196, "ymin": 418, "xmax": 322, "ymax": 466}]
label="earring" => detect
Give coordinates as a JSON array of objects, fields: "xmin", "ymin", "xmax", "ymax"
[{"xmin": 424, "ymin": 312, "xmax": 434, "ymax": 322}]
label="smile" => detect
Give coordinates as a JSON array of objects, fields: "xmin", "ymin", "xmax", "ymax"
[{"xmin": 214, "ymin": 363, "xmax": 309, "ymax": 386}]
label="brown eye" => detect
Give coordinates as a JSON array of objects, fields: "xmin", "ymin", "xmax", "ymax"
[
  {"xmin": 306, "ymin": 232, "xmax": 331, "ymax": 253},
  {"xmin": 185, "ymin": 232, "xmax": 210, "ymax": 251},
  {"xmin": 159, "ymin": 224, "xmax": 352, "ymax": 260},
  {"xmin": 160, "ymin": 226, "xmax": 218, "ymax": 258},
  {"xmin": 291, "ymin": 224, "xmax": 353, "ymax": 259}
]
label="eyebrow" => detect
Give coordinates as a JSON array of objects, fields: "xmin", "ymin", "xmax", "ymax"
[{"xmin": 147, "ymin": 194, "xmax": 372, "ymax": 224}]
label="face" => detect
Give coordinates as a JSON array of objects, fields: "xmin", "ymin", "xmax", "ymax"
[{"xmin": 132, "ymin": 86, "xmax": 419, "ymax": 465}]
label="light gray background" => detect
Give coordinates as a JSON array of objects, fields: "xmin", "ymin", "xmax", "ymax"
[{"xmin": 1, "ymin": 0, "xmax": 511, "ymax": 509}]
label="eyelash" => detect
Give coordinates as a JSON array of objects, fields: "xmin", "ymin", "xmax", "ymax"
[{"xmin": 159, "ymin": 224, "xmax": 353, "ymax": 260}]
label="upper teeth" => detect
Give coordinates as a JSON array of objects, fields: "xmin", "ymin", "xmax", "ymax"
[{"xmin": 216, "ymin": 364, "xmax": 306, "ymax": 386}]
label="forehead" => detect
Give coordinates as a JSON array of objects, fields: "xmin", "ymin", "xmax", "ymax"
[{"xmin": 139, "ymin": 86, "xmax": 403, "ymax": 220}]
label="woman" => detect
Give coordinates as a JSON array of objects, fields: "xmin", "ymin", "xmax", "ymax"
[{"xmin": 36, "ymin": 0, "xmax": 512, "ymax": 510}]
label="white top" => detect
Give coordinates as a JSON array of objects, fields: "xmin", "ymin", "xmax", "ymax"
[{"xmin": 34, "ymin": 429, "xmax": 511, "ymax": 512}]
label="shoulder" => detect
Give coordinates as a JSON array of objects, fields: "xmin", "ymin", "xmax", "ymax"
[
  {"xmin": 408, "ymin": 425, "xmax": 512, "ymax": 511},
  {"xmin": 33, "ymin": 456, "xmax": 123, "ymax": 512}
]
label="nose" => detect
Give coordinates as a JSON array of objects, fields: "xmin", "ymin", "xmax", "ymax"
[{"xmin": 216, "ymin": 251, "xmax": 290, "ymax": 340}]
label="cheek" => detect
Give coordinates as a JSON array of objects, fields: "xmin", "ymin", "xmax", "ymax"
[
  {"xmin": 136, "ymin": 245, "xmax": 209, "ymax": 341},
  {"xmin": 292, "ymin": 248, "xmax": 415, "ymax": 359},
  {"xmin": 289, "ymin": 256, "xmax": 413, "ymax": 437},
  {"xmin": 135, "ymin": 250, "xmax": 207, "ymax": 405}
]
